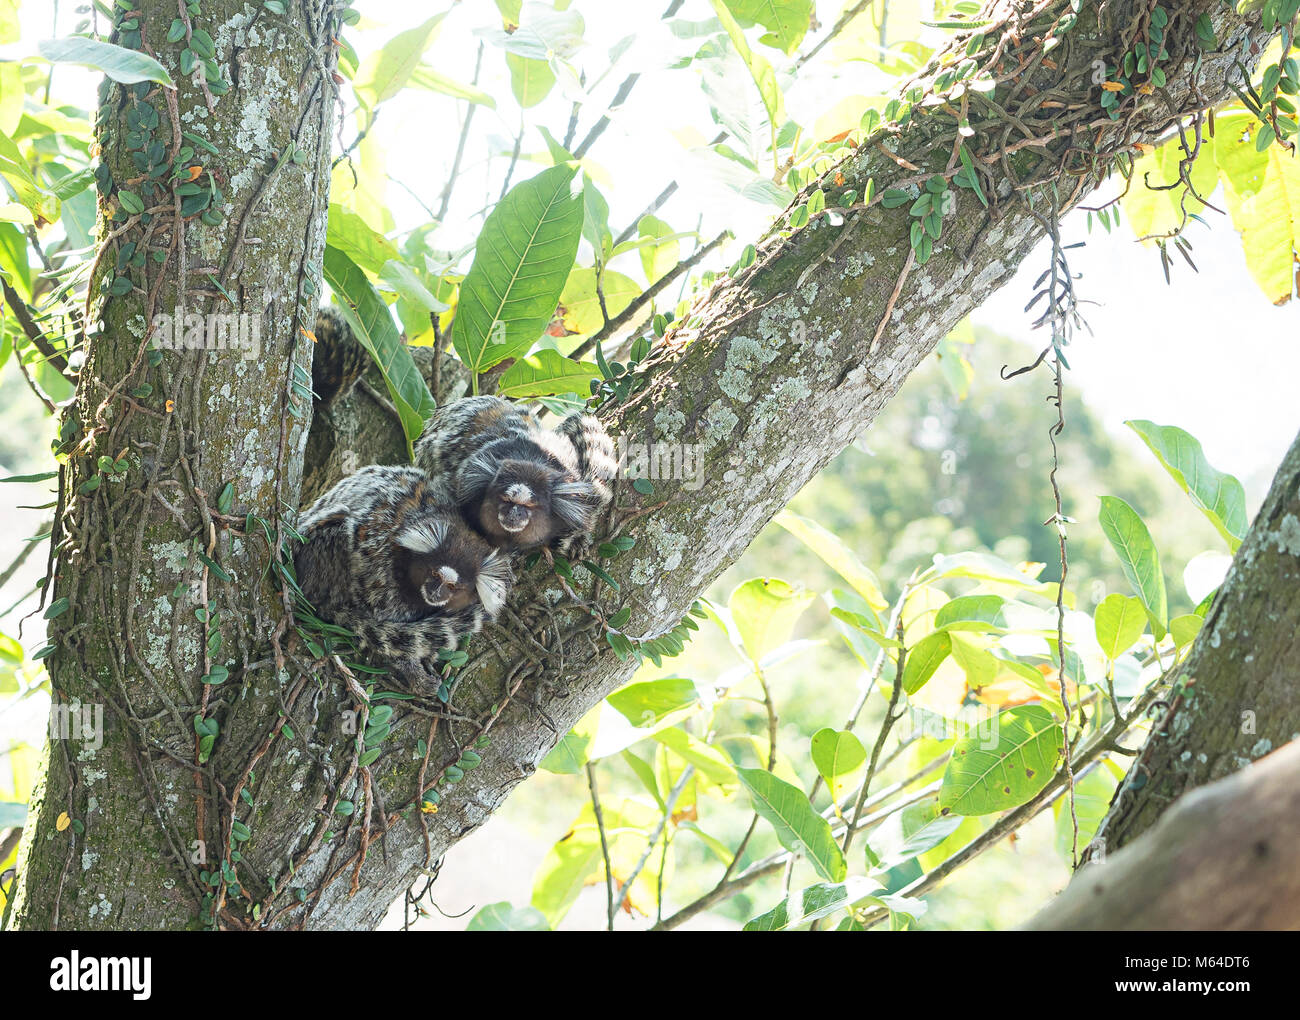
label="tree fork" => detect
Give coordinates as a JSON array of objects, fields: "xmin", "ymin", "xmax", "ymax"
[{"xmin": 7, "ymin": 0, "xmax": 1283, "ymax": 930}]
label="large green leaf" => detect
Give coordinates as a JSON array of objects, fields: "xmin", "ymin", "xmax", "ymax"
[
  {"xmin": 1126, "ymin": 419, "xmax": 1248, "ymax": 552},
  {"xmin": 1093, "ymin": 593, "xmax": 1147, "ymax": 661},
  {"xmin": 1214, "ymin": 110, "xmax": 1300, "ymax": 305},
  {"xmin": 496, "ymin": 349, "xmax": 598, "ymax": 399},
  {"xmin": 0, "ymin": 128, "xmax": 57, "ymax": 224},
  {"xmin": 352, "ymin": 13, "xmax": 447, "ymax": 108},
  {"xmin": 1098, "ymin": 495, "xmax": 1168, "ymax": 639},
  {"xmin": 738, "ymin": 766, "xmax": 846, "ymax": 882},
  {"xmin": 743, "ymin": 877, "xmax": 883, "ymax": 931},
  {"xmin": 607, "ymin": 677, "xmax": 699, "ymax": 729},
  {"xmin": 934, "ymin": 594, "xmax": 1008, "ymax": 632},
  {"xmin": 810, "ymin": 728, "xmax": 866, "ymax": 805},
  {"xmin": 408, "ymin": 64, "xmax": 496, "ymax": 109},
  {"xmin": 322, "ymin": 245, "xmax": 436, "ymax": 455},
  {"xmin": 466, "ymin": 902, "xmax": 550, "ymax": 931},
  {"xmin": 653, "ymin": 726, "xmax": 737, "ymax": 790},
  {"xmin": 325, "ymin": 203, "xmax": 402, "ymax": 275},
  {"xmin": 708, "ymin": 0, "xmax": 785, "ymax": 150},
  {"xmin": 775, "ymin": 511, "xmax": 888, "ymax": 614},
  {"xmin": 939, "ymin": 705, "xmax": 1063, "ymax": 816},
  {"xmin": 30, "ymin": 37, "xmax": 173, "ymax": 85},
  {"xmin": 505, "ymin": 52, "xmax": 556, "ymax": 108},
  {"xmin": 453, "ymin": 164, "xmax": 584, "ymax": 379},
  {"xmin": 728, "ymin": 577, "xmax": 816, "ymax": 663},
  {"xmin": 724, "ymin": 0, "xmax": 814, "ymax": 55}
]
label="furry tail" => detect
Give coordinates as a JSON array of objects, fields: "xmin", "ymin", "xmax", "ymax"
[{"xmin": 311, "ymin": 306, "xmax": 369, "ymax": 408}]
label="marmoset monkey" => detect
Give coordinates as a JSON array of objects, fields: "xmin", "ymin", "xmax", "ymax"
[
  {"xmin": 294, "ymin": 464, "xmax": 513, "ymax": 687},
  {"xmin": 413, "ymin": 395, "xmax": 616, "ymax": 556},
  {"xmin": 309, "ymin": 306, "xmax": 368, "ymax": 410}
]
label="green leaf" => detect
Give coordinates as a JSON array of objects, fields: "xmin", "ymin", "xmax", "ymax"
[
  {"xmin": 466, "ymin": 902, "xmax": 550, "ymax": 931},
  {"xmin": 32, "ymin": 37, "xmax": 173, "ymax": 85},
  {"xmin": 0, "ymin": 128, "xmax": 58, "ymax": 224},
  {"xmin": 505, "ymin": 52, "xmax": 555, "ymax": 107},
  {"xmin": 723, "ymin": 0, "xmax": 813, "ymax": 55},
  {"xmin": 1093, "ymin": 593, "xmax": 1147, "ymax": 660},
  {"xmin": 1214, "ymin": 111, "xmax": 1300, "ymax": 304},
  {"xmin": 607, "ymin": 677, "xmax": 699, "ymax": 728},
  {"xmin": 1125, "ymin": 419, "xmax": 1248, "ymax": 552},
  {"xmin": 380, "ymin": 259, "xmax": 448, "ymax": 313},
  {"xmin": 408, "ymin": 64, "xmax": 497, "ymax": 108},
  {"xmin": 322, "ymin": 245, "xmax": 435, "ymax": 455},
  {"xmin": 452, "ymin": 164, "xmax": 584, "ymax": 378},
  {"xmin": 0, "ymin": 800, "xmax": 27, "ymax": 828},
  {"xmin": 810, "ymin": 728, "xmax": 867, "ymax": 804},
  {"xmin": 939, "ymin": 705, "xmax": 1063, "ymax": 816},
  {"xmin": 352, "ymin": 13, "xmax": 447, "ymax": 108},
  {"xmin": 934, "ymin": 594, "xmax": 1008, "ymax": 632},
  {"xmin": 539, "ymin": 713, "xmax": 597, "ymax": 775},
  {"xmin": 1098, "ymin": 495, "xmax": 1168, "ymax": 639},
  {"xmin": 496, "ymin": 349, "xmax": 599, "ymax": 399},
  {"xmin": 728, "ymin": 577, "xmax": 816, "ymax": 663},
  {"xmin": 1169, "ymin": 613, "xmax": 1203, "ymax": 650},
  {"xmin": 325, "ymin": 203, "xmax": 402, "ymax": 275},
  {"xmin": 653, "ymin": 727, "xmax": 737, "ymax": 790},
  {"xmin": 707, "ymin": 0, "xmax": 785, "ymax": 141},
  {"xmin": 738, "ymin": 767, "xmax": 846, "ymax": 882},
  {"xmin": 744, "ymin": 877, "xmax": 884, "ymax": 931},
  {"xmin": 774, "ymin": 511, "xmax": 888, "ymax": 613},
  {"xmin": 901, "ymin": 631, "xmax": 952, "ymax": 694}
]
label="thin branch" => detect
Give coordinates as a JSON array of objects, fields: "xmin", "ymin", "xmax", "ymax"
[
  {"xmin": 435, "ymin": 42, "xmax": 484, "ymax": 223},
  {"xmin": 570, "ymin": 231, "xmax": 730, "ymax": 361},
  {"xmin": 586, "ymin": 762, "xmax": 616, "ymax": 930}
]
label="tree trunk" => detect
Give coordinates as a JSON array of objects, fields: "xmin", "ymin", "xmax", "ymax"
[
  {"xmin": 7, "ymin": 0, "xmax": 338, "ymax": 929},
  {"xmin": 6, "ymin": 0, "xmax": 1281, "ymax": 930}
]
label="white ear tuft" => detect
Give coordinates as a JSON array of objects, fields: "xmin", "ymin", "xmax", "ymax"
[
  {"xmin": 551, "ymin": 480, "xmax": 597, "ymax": 530},
  {"xmin": 395, "ymin": 517, "xmax": 448, "ymax": 554},
  {"xmin": 475, "ymin": 551, "xmax": 513, "ymax": 618}
]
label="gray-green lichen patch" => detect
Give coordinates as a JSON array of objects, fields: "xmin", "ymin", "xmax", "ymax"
[
  {"xmin": 719, "ymin": 334, "xmax": 783, "ymax": 402},
  {"xmin": 1270, "ymin": 513, "xmax": 1300, "ymax": 556}
]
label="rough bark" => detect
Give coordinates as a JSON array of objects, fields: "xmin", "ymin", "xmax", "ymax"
[
  {"xmin": 1092, "ymin": 424, "xmax": 1300, "ymax": 854},
  {"xmin": 1026, "ymin": 741, "xmax": 1300, "ymax": 929},
  {"xmin": 7, "ymin": 0, "xmax": 338, "ymax": 929},
  {"xmin": 6, "ymin": 0, "xmax": 1283, "ymax": 931}
]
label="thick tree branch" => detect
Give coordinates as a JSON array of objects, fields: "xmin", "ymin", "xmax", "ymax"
[{"xmin": 1027, "ymin": 741, "xmax": 1300, "ymax": 929}]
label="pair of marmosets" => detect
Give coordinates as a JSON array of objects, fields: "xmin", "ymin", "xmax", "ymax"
[{"xmin": 294, "ymin": 314, "xmax": 617, "ymax": 689}]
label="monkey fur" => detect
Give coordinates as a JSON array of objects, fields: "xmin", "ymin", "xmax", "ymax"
[
  {"xmin": 294, "ymin": 464, "xmax": 513, "ymax": 688},
  {"xmin": 310, "ymin": 305, "xmax": 369, "ymax": 410},
  {"xmin": 413, "ymin": 395, "xmax": 617, "ymax": 556}
]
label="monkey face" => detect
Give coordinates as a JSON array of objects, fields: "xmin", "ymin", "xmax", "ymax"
[
  {"xmin": 393, "ymin": 515, "xmax": 513, "ymax": 621},
  {"xmin": 478, "ymin": 460, "xmax": 563, "ymax": 549},
  {"xmin": 415, "ymin": 561, "xmax": 476, "ymax": 612}
]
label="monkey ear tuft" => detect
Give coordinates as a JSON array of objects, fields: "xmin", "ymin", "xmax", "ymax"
[
  {"xmin": 474, "ymin": 550, "xmax": 513, "ymax": 617},
  {"xmin": 395, "ymin": 517, "xmax": 448, "ymax": 554},
  {"xmin": 550, "ymin": 480, "xmax": 599, "ymax": 531}
]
